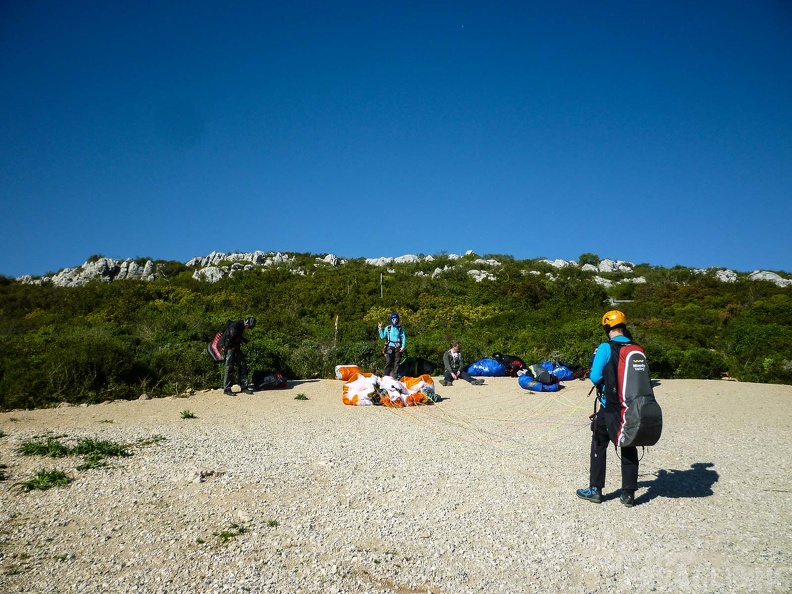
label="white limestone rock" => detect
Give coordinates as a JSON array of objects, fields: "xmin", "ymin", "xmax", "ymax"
[
  {"xmin": 716, "ymin": 269, "xmax": 738, "ymax": 283},
  {"xmin": 468, "ymin": 270, "xmax": 496, "ymax": 282},
  {"xmin": 693, "ymin": 268, "xmax": 738, "ymax": 283},
  {"xmin": 749, "ymin": 271, "xmax": 792, "ymax": 287},
  {"xmin": 540, "ymin": 259, "xmax": 577, "ymax": 269},
  {"xmin": 593, "ymin": 276, "xmax": 613, "ymax": 289},
  {"xmin": 472, "ymin": 258, "xmax": 501, "ymax": 267},
  {"xmin": 192, "ymin": 266, "xmax": 226, "ymax": 282}
]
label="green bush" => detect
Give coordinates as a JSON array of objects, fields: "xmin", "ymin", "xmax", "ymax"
[
  {"xmin": 1, "ymin": 252, "xmax": 790, "ymax": 410},
  {"xmin": 673, "ymin": 348, "xmax": 728, "ymax": 380}
]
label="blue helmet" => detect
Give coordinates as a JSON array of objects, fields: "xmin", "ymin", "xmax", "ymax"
[{"xmin": 390, "ymin": 312, "xmax": 400, "ymax": 324}]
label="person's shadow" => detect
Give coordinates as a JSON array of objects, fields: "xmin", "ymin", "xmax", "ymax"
[{"xmin": 632, "ymin": 462, "xmax": 719, "ymax": 505}]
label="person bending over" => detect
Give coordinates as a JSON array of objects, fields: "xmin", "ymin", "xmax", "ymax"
[{"xmin": 223, "ymin": 316, "xmax": 256, "ymax": 396}]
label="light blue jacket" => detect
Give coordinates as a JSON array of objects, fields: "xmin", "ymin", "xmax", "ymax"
[
  {"xmin": 378, "ymin": 324, "xmax": 406, "ymax": 349},
  {"xmin": 590, "ymin": 334, "xmax": 631, "ymax": 407}
]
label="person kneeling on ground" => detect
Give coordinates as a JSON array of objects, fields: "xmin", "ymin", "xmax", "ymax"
[{"xmin": 441, "ymin": 341, "xmax": 484, "ymax": 386}]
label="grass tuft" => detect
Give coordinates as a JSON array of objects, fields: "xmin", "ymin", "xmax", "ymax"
[
  {"xmin": 214, "ymin": 522, "xmax": 248, "ymax": 543},
  {"xmin": 74, "ymin": 438, "xmax": 130, "ymax": 470},
  {"xmin": 72, "ymin": 438, "xmax": 130, "ymax": 458},
  {"xmin": 18, "ymin": 438, "xmax": 70, "ymax": 458},
  {"xmin": 19, "ymin": 436, "xmax": 132, "ymax": 471},
  {"xmin": 14, "ymin": 468, "xmax": 72, "ymax": 492},
  {"xmin": 180, "ymin": 410, "xmax": 197, "ymax": 419},
  {"xmin": 136, "ymin": 435, "xmax": 166, "ymax": 447},
  {"xmin": 294, "ymin": 393, "xmax": 308, "ymax": 400}
]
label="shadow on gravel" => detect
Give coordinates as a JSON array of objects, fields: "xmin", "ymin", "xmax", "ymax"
[{"xmin": 636, "ymin": 462, "xmax": 719, "ymax": 505}]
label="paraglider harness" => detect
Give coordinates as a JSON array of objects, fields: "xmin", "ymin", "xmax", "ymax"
[
  {"xmin": 587, "ymin": 383, "xmax": 658, "ymax": 463},
  {"xmin": 587, "ymin": 384, "xmax": 643, "ymax": 460},
  {"xmin": 381, "ymin": 325, "xmax": 404, "ymax": 357}
]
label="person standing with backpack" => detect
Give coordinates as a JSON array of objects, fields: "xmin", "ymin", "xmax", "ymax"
[
  {"xmin": 222, "ymin": 316, "xmax": 256, "ymax": 396},
  {"xmin": 576, "ymin": 310, "xmax": 640, "ymax": 507},
  {"xmin": 378, "ymin": 312, "xmax": 406, "ymax": 377}
]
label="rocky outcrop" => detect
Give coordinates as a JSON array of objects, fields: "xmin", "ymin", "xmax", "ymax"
[
  {"xmin": 541, "ymin": 258, "xmax": 578, "ymax": 269},
  {"xmin": 14, "ymin": 251, "xmax": 789, "ymax": 288},
  {"xmin": 192, "ymin": 266, "xmax": 227, "ymax": 283},
  {"xmin": 694, "ymin": 268, "xmax": 738, "ymax": 283},
  {"xmin": 749, "ymin": 271, "xmax": 792, "ymax": 287},
  {"xmin": 317, "ymin": 254, "xmax": 343, "ymax": 266},
  {"xmin": 18, "ymin": 257, "xmax": 156, "ymax": 287},
  {"xmin": 186, "ymin": 251, "xmax": 292, "ymax": 268},
  {"xmin": 468, "ymin": 269, "xmax": 497, "ymax": 282}
]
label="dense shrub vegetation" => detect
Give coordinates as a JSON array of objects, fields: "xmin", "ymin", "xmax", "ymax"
[{"xmin": 1, "ymin": 253, "xmax": 790, "ymax": 410}]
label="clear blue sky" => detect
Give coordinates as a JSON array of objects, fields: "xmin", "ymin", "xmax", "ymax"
[{"xmin": 2, "ymin": 1, "xmax": 790, "ymax": 278}]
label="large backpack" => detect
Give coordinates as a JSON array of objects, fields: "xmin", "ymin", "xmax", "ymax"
[
  {"xmin": 252, "ymin": 370, "xmax": 288, "ymax": 390},
  {"xmin": 528, "ymin": 363, "xmax": 560, "ymax": 386},
  {"xmin": 207, "ymin": 321, "xmax": 233, "ymax": 362},
  {"xmin": 605, "ymin": 340, "xmax": 663, "ymax": 448},
  {"xmin": 492, "ymin": 352, "xmax": 527, "ymax": 377}
]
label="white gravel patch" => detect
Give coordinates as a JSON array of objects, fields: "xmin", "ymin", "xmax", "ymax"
[{"xmin": 1, "ymin": 378, "xmax": 790, "ymax": 593}]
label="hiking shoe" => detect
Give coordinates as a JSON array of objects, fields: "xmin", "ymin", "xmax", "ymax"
[
  {"xmin": 223, "ymin": 389, "xmax": 234, "ymax": 396},
  {"xmin": 620, "ymin": 490, "xmax": 636, "ymax": 507},
  {"xmin": 243, "ymin": 387, "xmax": 255, "ymax": 395},
  {"xmin": 440, "ymin": 379, "xmax": 450, "ymax": 387},
  {"xmin": 576, "ymin": 486, "xmax": 602, "ymax": 504},
  {"xmin": 472, "ymin": 379, "xmax": 484, "ymax": 385}
]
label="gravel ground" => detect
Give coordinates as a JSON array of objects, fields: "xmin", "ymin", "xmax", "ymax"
[{"xmin": 0, "ymin": 377, "xmax": 790, "ymax": 594}]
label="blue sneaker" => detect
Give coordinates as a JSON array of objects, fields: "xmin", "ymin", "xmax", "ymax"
[
  {"xmin": 620, "ymin": 490, "xmax": 635, "ymax": 507},
  {"xmin": 576, "ymin": 486, "xmax": 602, "ymax": 503}
]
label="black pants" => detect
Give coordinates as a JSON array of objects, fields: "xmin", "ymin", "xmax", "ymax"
[
  {"xmin": 224, "ymin": 348, "xmax": 249, "ymax": 391},
  {"xmin": 589, "ymin": 409, "xmax": 639, "ymax": 491},
  {"xmin": 383, "ymin": 348, "xmax": 401, "ymax": 377},
  {"xmin": 444, "ymin": 369, "xmax": 476, "ymax": 383}
]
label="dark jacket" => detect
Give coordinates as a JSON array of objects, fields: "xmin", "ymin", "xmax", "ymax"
[
  {"xmin": 443, "ymin": 349, "xmax": 465, "ymax": 374},
  {"xmin": 222, "ymin": 321, "xmax": 248, "ymax": 350}
]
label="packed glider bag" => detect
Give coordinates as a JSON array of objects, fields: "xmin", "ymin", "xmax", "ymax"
[
  {"xmin": 465, "ymin": 358, "xmax": 506, "ymax": 377},
  {"xmin": 252, "ymin": 370, "xmax": 288, "ymax": 390},
  {"xmin": 396, "ymin": 356, "xmax": 437, "ymax": 379},
  {"xmin": 549, "ymin": 362, "xmax": 575, "ymax": 381},
  {"xmin": 207, "ymin": 328, "xmax": 226, "ymax": 362},
  {"xmin": 608, "ymin": 341, "xmax": 663, "ymax": 448},
  {"xmin": 528, "ymin": 363, "xmax": 560, "ymax": 385},
  {"xmin": 492, "ymin": 353, "xmax": 526, "ymax": 377},
  {"xmin": 518, "ymin": 373, "xmax": 562, "ymax": 392}
]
